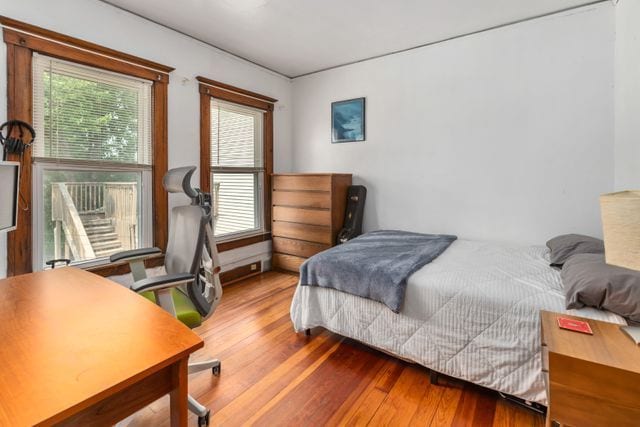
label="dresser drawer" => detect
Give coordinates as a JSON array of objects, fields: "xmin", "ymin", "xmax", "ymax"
[
  {"xmin": 273, "ymin": 175, "xmax": 331, "ymax": 192},
  {"xmin": 272, "ymin": 253, "xmax": 306, "ymax": 273},
  {"xmin": 272, "ymin": 190, "xmax": 331, "ymax": 209},
  {"xmin": 273, "ymin": 237, "xmax": 329, "ymax": 258},
  {"xmin": 272, "ymin": 206, "xmax": 331, "ymax": 226},
  {"xmin": 272, "ymin": 221, "xmax": 332, "ymax": 245}
]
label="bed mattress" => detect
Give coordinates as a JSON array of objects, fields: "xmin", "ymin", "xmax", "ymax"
[{"xmin": 290, "ymin": 239, "xmax": 625, "ymax": 404}]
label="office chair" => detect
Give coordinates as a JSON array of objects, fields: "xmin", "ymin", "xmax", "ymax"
[{"xmin": 111, "ymin": 166, "xmax": 223, "ymax": 427}]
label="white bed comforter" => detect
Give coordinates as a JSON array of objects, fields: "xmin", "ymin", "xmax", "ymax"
[{"xmin": 290, "ymin": 239, "xmax": 625, "ymax": 404}]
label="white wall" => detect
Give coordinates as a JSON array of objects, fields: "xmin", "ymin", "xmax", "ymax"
[
  {"xmin": 292, "ymin": 3, "xmax": 615, "ymax": 244},
  {"xmin": 0, "ymin": 0, "xmax": 293, "ymax": 277},
  {"xmin": 0, "ymin": 0, "xmax": 631, "ymax": 277},
  {"xmin": 614, "ymin": 0, "xmax": 640, "ymax": 189}
]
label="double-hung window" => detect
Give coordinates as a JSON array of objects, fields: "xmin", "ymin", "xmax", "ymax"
[
  {"xmin": 3, "ymin": 17, "xmax": 171, "ymax": 276},
  {"xmin": 210, "ymin": 100, "xmax": 265, "ymax": 239},
  {"xmin": 198, "ymin": 76, "xmax": 275, "ymax": 249},
  {"xmin": 31, "ymin": 54, "xmax": 153, "ymax": 268}
]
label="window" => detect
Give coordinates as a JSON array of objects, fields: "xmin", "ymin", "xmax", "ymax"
[
  {"xmin": 2, "ymin": 16, "xmax": 172, "ymax": 276},
  {"xmin": 198, "ymin": 76, "xmax": 276, "ymax": 250},
  {"xmin": 210, "ymin": 100, "xmax": 264, "ymax": 238},
  {"xmin": 31, "ymin": 55, "xmax": 153, "ymax": 268}
]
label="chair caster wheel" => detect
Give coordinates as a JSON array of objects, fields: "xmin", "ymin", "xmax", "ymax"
[
  {"xmin": 212, "ymin": 363, "xmax": 221, "ymax": 376},
  {"xmin": 198, "ymin": 410, "xmax": 210, "ymax": 427}
]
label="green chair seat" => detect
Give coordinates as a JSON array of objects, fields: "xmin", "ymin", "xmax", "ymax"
[{"xmin": 141, "ymin": 288, "xmax": 202, "ymax": 329}]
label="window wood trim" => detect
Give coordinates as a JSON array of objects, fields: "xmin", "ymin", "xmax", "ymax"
[
  {"xmin": 1, "ymin": 16, "xmax": 173, "ymax": 81},
  {"xmin": 2, "ymin": 17, "xmax": 172, "ymax": 276},
  {"xmin": 198, "ymin": 77, "xmax": 276, "ymax": 252},
  {"xmin": 217, "ymin": 232, "xmax": 272, "ymax": 253},
  {"xmin": 196, "ymin": 76, "xmax": 277, "ymax": 106}
]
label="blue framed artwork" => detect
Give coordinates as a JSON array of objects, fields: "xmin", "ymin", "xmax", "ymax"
[{"xmin": 331, "ymin": 97, "xmax": 365, "ymax": 143}]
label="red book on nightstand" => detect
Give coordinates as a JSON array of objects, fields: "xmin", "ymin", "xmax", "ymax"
[{"xmin": 557, "ymin": 317, "xmax": 593, "ymax": 335}]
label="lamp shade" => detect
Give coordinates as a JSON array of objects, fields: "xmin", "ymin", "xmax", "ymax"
[{"xmin": 600, "ymin": 191, "xmax": 640, "ymax": 271}]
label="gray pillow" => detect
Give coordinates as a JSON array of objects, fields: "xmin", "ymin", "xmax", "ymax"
[
  {"xmin": 562, "ymin": 253, "xmax": 640, "ymax": 323},
  {"xmin": 546, "ymin": 234, "xmax": 604, "ymax": 267}
]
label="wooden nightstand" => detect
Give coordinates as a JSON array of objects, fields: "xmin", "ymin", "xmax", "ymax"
[{"xmin": 540, "ymin": 311, "xmax": 640, "ymax": 427}]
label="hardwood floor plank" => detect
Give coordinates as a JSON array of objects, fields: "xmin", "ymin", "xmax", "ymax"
[
  {"xmin": 124, "ymin": 272, "xmax": 545, "ymax": 427},
  {"xmin": 429, "ymin": 381, "xmax": 464, "ymax": 426},
  {"xmin": 450, "ymin": 385, "xmax": 497, "ymax": 427},
  {"xmin": 471, "ymin": 388, "xmax": 498, "ymax": 427},
  {"xmin": 408, "ymin": 378, "xmax": 447, "ymax": 425},
  {"xmin": 213, "ymin": 333, "xmax": 343, "ymax": 425},
  {"xmin": 335, "ymin": 358, "xmax": 405, "ymax": 426},
  {"xmin": 375, "ymin": 358, "xmax": 406, "ymax": 394},
  {"xmin": 367, "ymin": 365, "xmax": 432, "ymax": 426},
  {"xmin": 492, "ymin": 400, "xmax": 545, "ymax": 427},
  {"xmin": 249, "ymin": 340, "xmax": 387, "ymax": 426},
  {"xmin": 195, "ymin": 327, "xmax": 334, "ymax": 411},
  {"xmin": 132, "ymin": 321, "xmax": 331, "ymax": 427}
]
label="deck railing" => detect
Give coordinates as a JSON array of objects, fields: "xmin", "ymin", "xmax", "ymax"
[
  {"xmin": 51, "ymin": 183, "xmax": 96, "ymax": 260},
  {"xmin": 63, "ymin": 182, "xmax": 105, "ymax": 215},
  {"xmin": 51, "ymin": 182, "xmax": 138, "ymax": 261},
  {"xmin": 104, "ymin": 183, "xmax": 138, "ymax": 250}
]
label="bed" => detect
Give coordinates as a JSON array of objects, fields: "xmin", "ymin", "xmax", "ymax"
[{"xmin": 290, "ymin": 238, "xmax": 625, "ymax": 405}]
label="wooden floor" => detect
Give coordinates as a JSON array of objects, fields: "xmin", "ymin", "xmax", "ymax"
[{"xmin": 129, "ymin": 271, "xmax": 545, "ymax": 427}]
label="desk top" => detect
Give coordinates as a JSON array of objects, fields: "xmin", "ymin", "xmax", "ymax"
[{"xmin": 0, "ymin": 267, "xmax": 203, "ymax": 426}]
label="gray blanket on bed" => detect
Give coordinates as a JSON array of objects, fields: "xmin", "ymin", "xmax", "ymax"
[{"xmin": 299, "ymin": 230, "xmax": 457, "ymax": 313}]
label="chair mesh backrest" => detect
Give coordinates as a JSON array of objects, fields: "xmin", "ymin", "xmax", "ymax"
[{"xmin": 165, "ymin": 205, "xmax": 207, "ymax": 276}]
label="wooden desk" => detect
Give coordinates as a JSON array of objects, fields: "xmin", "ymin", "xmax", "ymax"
[
  {"xmin": 540, "ymin": 310, "xmax": 640, "ymax": 427},
  {"xmin": 0, "ymin": 267, "xmax": 203, "ymax": 426}
]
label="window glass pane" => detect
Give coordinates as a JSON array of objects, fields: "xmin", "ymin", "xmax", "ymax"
[
  {"xmin": 212, "ymin": 172, "xmax": 260, "ymax": 237},
  {"xmin": 43, "ymin": 170, "xmax": 142, "ymax": 266},
  {"xmin": 210, "ymin": 100, "xmax": 263, "ymax": 168},
  {"xmin": 33, "ymin": 55, "xmax": 152, "ymax": 165}
]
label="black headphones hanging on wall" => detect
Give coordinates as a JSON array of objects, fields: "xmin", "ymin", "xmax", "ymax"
[{"xmin": 0, "ymin": 120, "xmax": 36, "ymax": 158}]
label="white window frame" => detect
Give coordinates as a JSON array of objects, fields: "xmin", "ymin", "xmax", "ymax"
[
  {"xmin": 32, "ymin": 160, "xmax": 153, "ymax": 270},
  {"xmin": 31, "ymin": 54, "xmax": 154, "ymax": 270},
  {"xmin": 32, "ymin": 53, "xmax": 153, "ymax": 164},
  {"xmin": 211, "ymin": 100, "xmax": 266, "ymax": 242}
]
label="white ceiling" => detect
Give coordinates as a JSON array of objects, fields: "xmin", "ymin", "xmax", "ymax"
[{"xmin": 103, "ymin": 0, "xmax": 600, "ymax": 78}]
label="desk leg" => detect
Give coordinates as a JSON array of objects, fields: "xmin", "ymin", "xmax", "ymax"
[{"xmin": 170, "ymin": 357, "xmax": 189, "ymax": 427}]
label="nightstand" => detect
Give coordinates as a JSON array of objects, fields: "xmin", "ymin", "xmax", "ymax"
[{"xmin": 540, "ymin": 311, "xmax": 640, "ymax": 427}]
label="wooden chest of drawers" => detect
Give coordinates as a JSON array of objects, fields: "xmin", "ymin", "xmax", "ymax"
[
  {"xmin": 271, "ymin": 173, "xmax": 352, "ymax": 273},
  {"xmin": 540, "ymin": 311, "xmax": 640, "ymax": 427}
]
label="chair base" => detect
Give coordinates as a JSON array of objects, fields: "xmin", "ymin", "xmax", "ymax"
[
  {"xmin": 189, "ymin": 358, "xmax": 221, "ymax": 375},
  {"xmin": 188, "ymin": 358, "xmax": 221, "ymax": 426},
  {"xmin": 188, "ymin": 394, "xmax": 210, "ymax": 417}
]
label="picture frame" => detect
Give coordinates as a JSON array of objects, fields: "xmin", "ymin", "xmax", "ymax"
[{"xmin": 331, "ymin": 97, "xmax": 365, "ymax": 143}]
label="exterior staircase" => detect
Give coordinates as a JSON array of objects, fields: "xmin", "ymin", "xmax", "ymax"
[
  {"xmin": 81, "ymin": 215, "xmax": 124, "ymax": 258},
  {"xmin": 52, "ymin": 182, "xmax": 137, "ymax": 263}
]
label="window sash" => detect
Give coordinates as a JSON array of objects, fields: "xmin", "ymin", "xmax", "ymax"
[
  {"xmin": 210, "ymin": 99, "xmax": 264, "ymax": 169},
  {"xmin": 30, "ymin": 54, "xmax": 155, "ymax": 270},
  {"xmin": 32, "ymin": 161, "xmax": 153, "ymax": 269},
  {"xmin": 32, "ymin": 53, "xmax": 153, "ymax": 166},
  {"xmin": 209, "ymin": 98, "xmax": 266, "ymax": 241},
  {"xmin": 211, "ymin": 170, "xmax": 263, "ymax": 241}
]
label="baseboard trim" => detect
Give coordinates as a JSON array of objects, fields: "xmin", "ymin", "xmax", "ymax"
[{"xmin": 220, "ymin": 261, "xmax": 262, "ymax": 286}]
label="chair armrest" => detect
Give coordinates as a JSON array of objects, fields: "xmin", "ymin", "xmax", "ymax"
[
  {"xmin": 131, "ymin": 273, "xmax": 195, "ymax": 293},
  {"xmin": 110, "ymin": 247, "xmax": 162, "ymax": 263}
]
